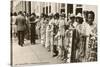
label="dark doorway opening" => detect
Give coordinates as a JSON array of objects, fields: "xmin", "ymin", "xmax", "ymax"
[{"xmin": 76, "ymin": 8, "xmax": 82, "ymax": 15}]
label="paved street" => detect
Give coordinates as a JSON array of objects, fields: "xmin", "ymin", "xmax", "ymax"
[{"xmin": 12, "ymin": 38, "xmax": 63, "ymax": 66}]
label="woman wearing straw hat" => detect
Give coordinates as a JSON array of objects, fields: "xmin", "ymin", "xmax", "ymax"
[
  {"xmin": 64, "ymin": 13, "xmax": 76, "ymax": 62},
  {"xmin": 74, "ymin": 13, "xmax": 84, "ymax": 62},
  {"xmin": 56, "ymin": 13, "xmax": 66, "ymax": 60},
  {"xmin": 67, "ymin": 13, "xmax": 76, "ymax": 29}
]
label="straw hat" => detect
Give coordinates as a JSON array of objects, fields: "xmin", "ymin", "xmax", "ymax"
[
  {"xmin": 48, "ymin": 13, "xmax": 53, "ymax": 17},
  {"xmin": 76, "ymin": 13, "xmax": 82, "ymax": 18},
  {"xmin": 60, "ymin": 12, "xmax": 66, "ymax": 17},
  {"xmin": 70, "ymin": 13, "xmax": 75, "ymax": 18}
]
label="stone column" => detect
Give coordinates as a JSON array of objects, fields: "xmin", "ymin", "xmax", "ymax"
[
  {"xmin": 31, "ymin": 1, "xmax": 35, "ymax": 14},
  {"xmin": 73, "ymin": 4, "xmax": 76, "ymax": 15},
  {"xmin": 48, "ymin": 2, "xmax": 49, "ymax": 14},
  {"xmin": 55, "ymin": 3, "xmax": 57, "ymax": 13},
  {"xmin": 45, "ymin": 2, "xmax": 46, "ymax": 14},
  {"xmin": 65, "ymin": 4, "xmax": 67, "ymax": 16},
  {"xmin": 51, "ymin": 3, "xmax": 56, "ymax": 14}
]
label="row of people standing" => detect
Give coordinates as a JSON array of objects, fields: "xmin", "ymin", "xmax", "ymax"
[
  {"xmin": 11, "ymin": 10, "xmax": 97, "ymax": 63},
  {"xmin": 38, "ymin": 11, "xmax": 97, "ymax": 63}
]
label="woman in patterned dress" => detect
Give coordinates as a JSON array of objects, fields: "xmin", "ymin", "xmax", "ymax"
[
  {"xmin": 83, "ymin": 11, "xmax": 97, "ymax": 62},
  {"xmin": 40, "ymin": 13, "xmax": 46, "ymax": 46}
]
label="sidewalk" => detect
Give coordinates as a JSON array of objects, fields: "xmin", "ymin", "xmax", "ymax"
[{"xmin": 12, "ymin": 38, "xmax": 63, "ymax": 66}]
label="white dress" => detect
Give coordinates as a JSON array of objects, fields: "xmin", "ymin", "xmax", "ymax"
[
  {"xmin": 12, "ymin": 16, "xmax": 17, "ymax": 33},
  {"xmin": 45, "ymin": 24, "xmax": 51, "ymax": 48},
  {"xmin": 40, "ymin": 19, "xmax": 46, "ymax": 46}
]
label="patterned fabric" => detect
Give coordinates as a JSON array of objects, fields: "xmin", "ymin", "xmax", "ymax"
[
  {"xmin": 40, "ymin": 19, "xmax": 46, "ymax": 46},
  {"xmin": 58, "ymin": 19, "xmax": 65, "ymax": 37},
  {"xmin": 87, "ymin": 36, "xmax": 97, "ymax": 61},
  {"xmin": 64, "ymin": 29, "xmax": 74, "ymax": 62}
]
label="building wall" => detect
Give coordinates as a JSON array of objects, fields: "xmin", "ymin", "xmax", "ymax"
[
  {"xmin": 13, "ymin": 1, "xmax": 26, "ymax": 13},
  {"xmin": 12, "ymin": 1, "xmax": 97, "ymax": 21},
  {"xmin": 13, "ymin": 1, "xmax": 65, "ymax": 15}
]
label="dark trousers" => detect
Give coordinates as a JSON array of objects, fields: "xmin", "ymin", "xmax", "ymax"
[
  {"xmin": 17, "ymin": 31, "xmax": 25, "ymax": 46},
  {"xmin": 31, "ymin": 32, "xmax": 35, "ymax": 44},
  {"xmin": 30, "ymin": 24, "xmax": 36, "ymax": 44}
]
